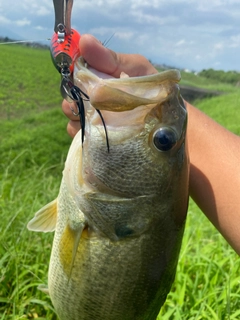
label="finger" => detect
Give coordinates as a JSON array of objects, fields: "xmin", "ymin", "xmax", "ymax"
[
  {"xmin": 62, "ymin": 99, "xmax": 80, "ymax": 121},
  {"xmin": 67, "ymin": 120, "xmax": 80, "ymax": 138},
  {"xmin": 62, "ymin": 99, "xmax": 81, "ymax": 138},
  {"xmin": 80, "ymin": 34, "xmax": 158, "ymax": 77}
]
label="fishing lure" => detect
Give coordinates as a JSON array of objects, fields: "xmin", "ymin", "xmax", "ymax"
[{"xmin": 50, "ymin": 0, "xmax": 109, "ymax": 150}]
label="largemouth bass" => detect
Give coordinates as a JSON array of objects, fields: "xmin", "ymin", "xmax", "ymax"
[{"xmin": 28, "ymin": 58, "xmax": 189, "ymax": 320}]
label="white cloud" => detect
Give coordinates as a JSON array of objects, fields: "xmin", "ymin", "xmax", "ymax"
[
  {"xmin": 17, "ymin": 0, "xmax": 52, "ymax": 16},
  {"xmin": 135, "ymin": 33, "xmax": 152, "ymax": 46},
  {"xmin": 89, "ymin": 27, "xmax": 134, "ymax": 43},
  {"xmin": 89, "ymin": 27, "xmax": 116, "ymax": 37},
  {"xmin": 130, "ymin": 0, "xmax": 161, "ymax": 9},
  {"xmin": 35, "ymin": 25, "xmax": 47, "ymax": 31},
  {"xmin": 213, "ymin": 61, "xmax": 221, "ymax": 67},
  {"xmin": 74, "ymin": 0, "xmax": 121, "ymax": 9},
  {"xmin": 115, "ymin": 31, "xmax": 134, "ymax": 41},
  {"xmin": 130, "ymin": 10, "xmax": 162, "ymax": 25},
  {"xmin": 214, "ymin": 42, "xmax": 224, "ymax": 50},
  {"xmin": 175, "ymin": 39, "xmax": 186, "ymax": 47},
  {"xmin": 229, "ymin": 34, "xmax": 240, "ymax": 48},
  {"xmin": 0, "ymin": 16, "xmax": 11, "ymax": 25},
  {"xmin": 36, "ymin": 6, "xmax": 51, "ymax": 16},
  {"xmin": 197, "ymin": 0, "xmax": 230, "ymax": 10},
  {"xmin": 15, "ymin": 18, "xmax": 31, "ymax": 27},
  {"xmin": 0, "ymin": 16, "xmax": 31, "ymax": 27}
]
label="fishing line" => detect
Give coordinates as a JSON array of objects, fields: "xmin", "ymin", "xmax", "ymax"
[
  {"xmin": 0, "ymin": 39, "xmax": 51, "ymax": 45},
  {"xmin": 0, "ymin": 33, "xmax": 114, "ymax": 46},
  {"xmin": 101, "ymin": 33, "xmax": 115, "ymax": 48}
]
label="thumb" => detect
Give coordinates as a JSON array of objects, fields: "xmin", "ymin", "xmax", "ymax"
[{"xmin": 79, "ymin": 34, "xmax": 157, "ymax": 78}]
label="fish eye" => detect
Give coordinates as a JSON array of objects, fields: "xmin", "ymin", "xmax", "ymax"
[{"xmin": 153, "ymin": 127, "xmax": 178, "ymax": 151}]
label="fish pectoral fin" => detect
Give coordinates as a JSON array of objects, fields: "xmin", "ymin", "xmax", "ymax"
[
  {"xmin": 37, "ymin": 284, "xmax": 49, "ymax": 295},
  {"xmin": 59, "ymin": 221, "xmax": 86, "ymax": 280},
  {"xmin": 69, "ymin": 223, "xmax": 83, "ymax": 281},
  {"xmin": 27, "ymin": 199, "xmax": 57, "ymax": 232}
]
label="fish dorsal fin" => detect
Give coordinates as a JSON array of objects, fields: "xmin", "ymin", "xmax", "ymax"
[
  {"xmin": 37, "ymin": 284, "xmax": 49, "ymax": 295},
  {"xmin": 27, "ymin": 199, "xmax": 57, "ymax": 232}
]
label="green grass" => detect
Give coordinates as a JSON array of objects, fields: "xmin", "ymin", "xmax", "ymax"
[
  {"xmin": 0, "ymin": 45, "xmax": 62, "ymax": 120},
  {"xmin": 0, "ymin": 45, "xmax": 240, "ymax": 319},
  {"xmin": 158, "ymin": 202, "xmax": 240, "ymax": 319},
  {"xmin": 0, "ymin": 108, "xmax": 71, "ymax": 319},
  {"xmin": 194, "ymin": 92, "xmax": 240, "ymax": 135},
  {"xmin": 180, "ymin": 70, "xmax": 237, "ymax": 93}
]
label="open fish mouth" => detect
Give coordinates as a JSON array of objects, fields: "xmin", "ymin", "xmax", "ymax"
[
  {"xmin": 74, "ymin": 57, "xmax": 181, "ymax": 113},
  {"xmin": 73, "ymin": 57, "xmax": 183, "ymax": 154}
]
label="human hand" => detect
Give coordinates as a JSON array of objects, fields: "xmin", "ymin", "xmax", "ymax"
[{"xmin": 62, "ymin": 34, "xmax": 158, "ymax": 138}]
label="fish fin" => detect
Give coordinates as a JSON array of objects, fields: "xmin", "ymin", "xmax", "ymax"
[
  {"xmin": 27, "ymin": 199, "xmax": 57, "ymax": 232},
  {"xmin": 59, "ymin": 222, "xmax": 85, "ymax": 280},
  {"xmin": 37, "ymin": 284, "xmax": 49, "ymax": 295},
  {"xmin": 68, "ymin": 223, "xmax": 84, "ymax": 282}
]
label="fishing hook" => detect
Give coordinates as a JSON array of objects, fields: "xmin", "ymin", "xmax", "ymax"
[{"xmin": 62, "ymin": 79, "xmax": 110, "ymax": 152}]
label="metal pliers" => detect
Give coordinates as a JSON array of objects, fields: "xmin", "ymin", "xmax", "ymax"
[
  {"xmin": 50, "ymin": 0, "xmax": 89, "ymax": 144},
  {"xmin": 50, "ymin": 0, "xmax": 109, "ymax": 150},
  {"xmin": 53, "ymin": 0, "xmax": 73, "ymax": 41},
  {"xmin": 51, "ymin": 0, "xmax": 82, "ymax": 101}
]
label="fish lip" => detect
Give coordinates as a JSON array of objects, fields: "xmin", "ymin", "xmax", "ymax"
[{"xmin": 75, "ymin": 56, "xmax": 181, "ymax": 83}]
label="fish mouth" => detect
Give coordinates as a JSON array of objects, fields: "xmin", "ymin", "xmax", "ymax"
[
  {"xmin": 74, "ymin": 57, "xmax": 181, "ymax": 113},
  {"xmin": 73, "ymin": 57, "xmax": 182, "ymax": 130}
]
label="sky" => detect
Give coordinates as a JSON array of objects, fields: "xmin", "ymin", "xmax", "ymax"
[{"xmin": 1, "ymin": 0, "xmax": 240, "ymax": 72}]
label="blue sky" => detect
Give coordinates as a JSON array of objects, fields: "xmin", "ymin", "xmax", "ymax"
[{"xmin": 1, "ymin": 0, "xmax": 240, "ymax": 72}]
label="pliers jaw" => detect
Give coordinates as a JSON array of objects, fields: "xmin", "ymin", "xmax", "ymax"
[{"xmin": 53, "ymin": 0, "xmax": 73, "ymax": 42}]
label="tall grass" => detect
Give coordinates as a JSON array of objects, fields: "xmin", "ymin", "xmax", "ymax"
[
  {"xmin": 0, "ymin": 161, "xmax": 57, "ymax": 319},
  {"xmin": 0, "ymin": 45, "xmax": 240, "ymax": 319},
  {"xmin": 0, "ymin": 106, "xmax": 71, "ymax": 318},
  {"xmin": 158, "ymin": 201, "xmax": 240, "ymax": 319}
]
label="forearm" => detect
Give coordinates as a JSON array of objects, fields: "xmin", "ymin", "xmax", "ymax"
[{"xmin": 186, "ymin": 101, "xmax": 240, "ymax": 254}]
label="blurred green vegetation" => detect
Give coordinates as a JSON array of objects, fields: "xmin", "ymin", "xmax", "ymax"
[
  {"xmin": 0, "ymin": 45, "xmax": 62, "ymax": 120},
  {"xmin": 199, "ymin": 68, "xmax": 240, "ymax": 85}
]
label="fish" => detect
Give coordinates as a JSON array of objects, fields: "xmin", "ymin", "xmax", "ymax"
[{"xmin": 27, "ymin": 57, "xmax": 189, "ymax": 320}]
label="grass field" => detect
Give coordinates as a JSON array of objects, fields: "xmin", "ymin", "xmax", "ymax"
[{"xmin": 0, "ymin": 45, "xmax": 240, "ymax": 319}]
